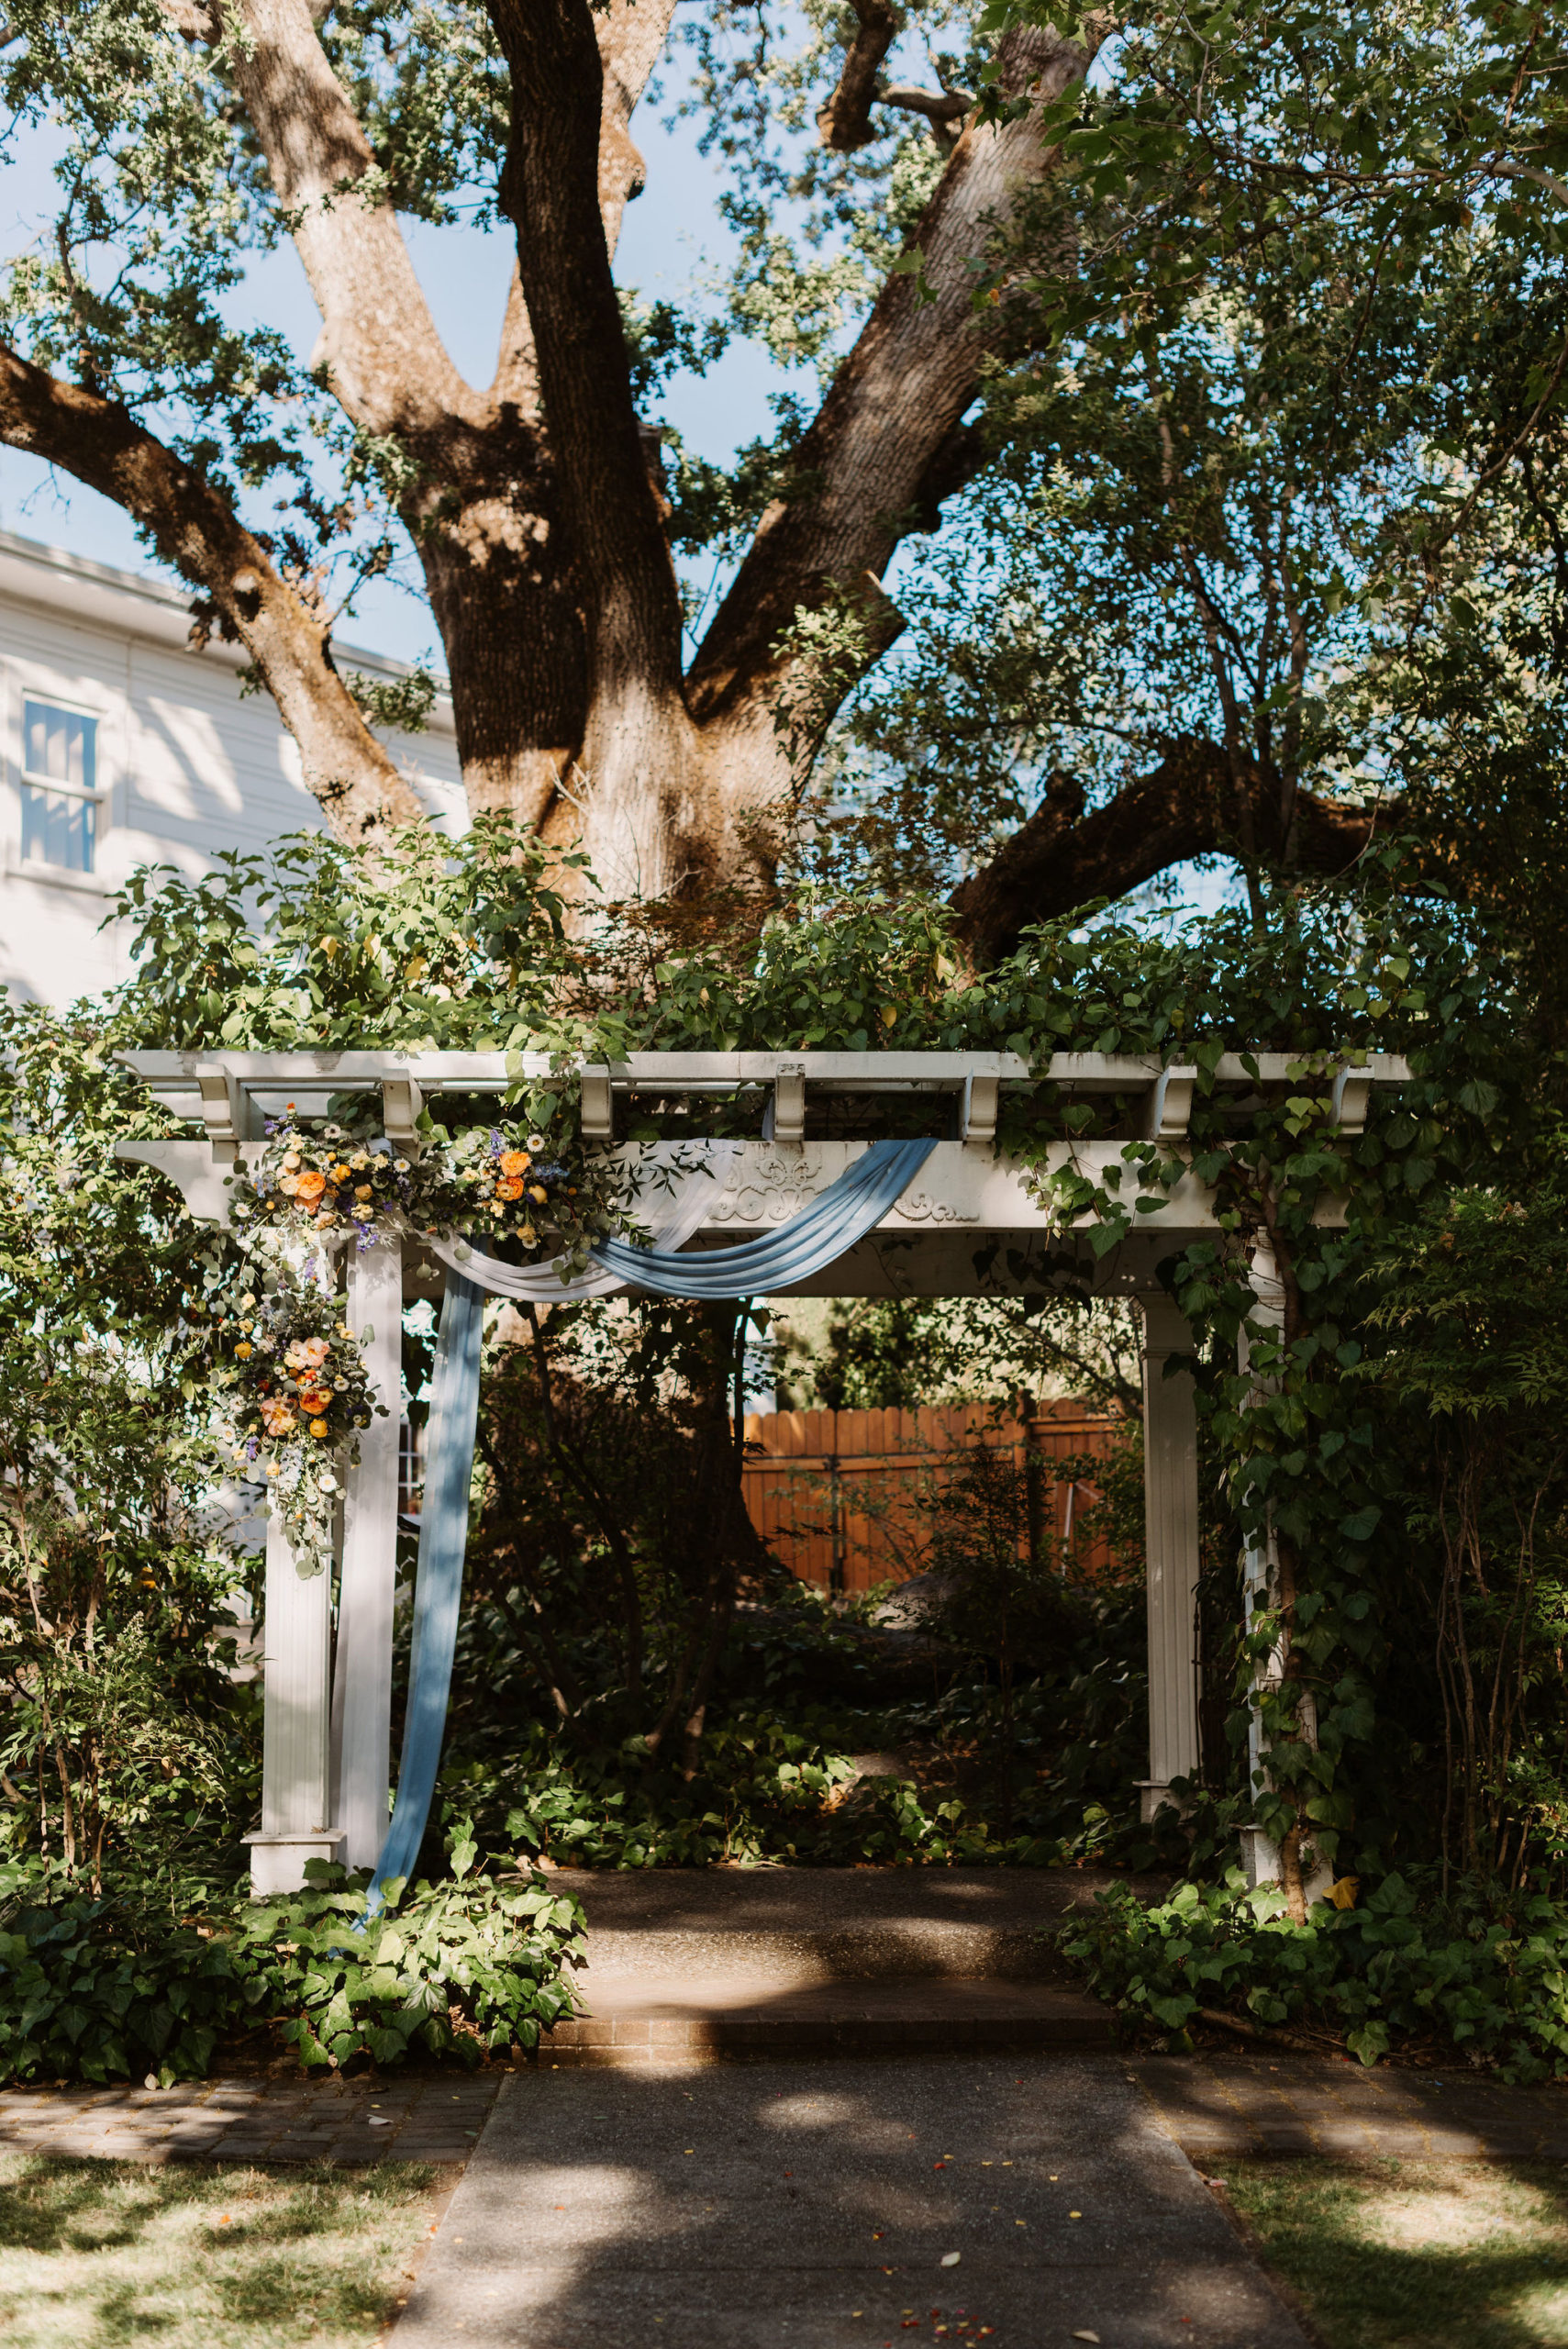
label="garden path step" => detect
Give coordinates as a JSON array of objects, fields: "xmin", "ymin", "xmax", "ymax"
[
  {"xmin": 552, "ymin": 1865, "xmax": 1170, "ymax": 1986},
  {"xmin": 534, "ymin": 1867, "xmax": 1163, "ymax": 2066}
]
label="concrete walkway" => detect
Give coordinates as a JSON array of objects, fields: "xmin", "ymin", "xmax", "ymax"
[{"xmin": 390, "ymin": 2054, "xmax": 1309, "ymax": 2349}]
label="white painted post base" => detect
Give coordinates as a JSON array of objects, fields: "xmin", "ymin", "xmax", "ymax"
[
  {"xmin": 250, "ymin": 1515, "xmax": 340, "ymax": 1896},
  {"xmin": 1140, "ymin": 1293, "xmax": 1202, "ymax": 1797},
  {"xmin": 1239, "ymin": 1824, "xmax": 1336, "ymax": 1905},
  {"xmin": 244, "ymin": 1830, "xmax": 345, "ymax": 1896},
  {"xmin": 1136, "ymin": 1780, "xmax": 1193, "ymax": 1824},
  {"xmin": 334, "ymin": 1237, "xmax": 404, "ymax": 1871}
]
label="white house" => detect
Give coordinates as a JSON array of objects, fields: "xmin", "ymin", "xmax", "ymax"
[{"xmin": 0, "ymin": 530, "xmax": 465, "ymax": 1008}]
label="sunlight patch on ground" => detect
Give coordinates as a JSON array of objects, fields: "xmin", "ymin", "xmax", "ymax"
[
  {"xmin": 0, "ymin": 2154, "xmax": 440, "ymax": 2349},
  {"xmin": 1225, "ymin": 2157, "xmax": 1568, "ymax": 2349}
]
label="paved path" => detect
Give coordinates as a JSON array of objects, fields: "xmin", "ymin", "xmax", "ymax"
[
  {"xmin": 1131, "ymin": 2049, "xmax": 1568, "ymax": 2161},
  {"xmin": 0, "ymin": 2071, "xmax": 499, "ymax": 2163},
  {"xmin": 2, "ymin": 2050, "xmax": 1565, "ymax": 2170},
  {"xmin": 389, "ymin": 2055, "xmax": 1309, "ymax": 2349}
]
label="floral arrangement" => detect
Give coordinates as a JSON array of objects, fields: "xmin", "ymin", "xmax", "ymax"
[
  {"xmin": 235, "ymin": 1108, "xmax": 412, "ymax": 1244},
  {"xmin": 231, "ymin": 1104, "xmax": 627, "ymax": 1279},
  {"xmin": 417, "ymin": 1121, "xmax": 618, "ymax": 1278},
  {"xmin": 209, "ymin": 1274, "xmax": 383, "ymax": 1577}
]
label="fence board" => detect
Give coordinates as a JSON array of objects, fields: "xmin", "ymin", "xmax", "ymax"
[{"xmin": 742, "ymin": 1398, "xmax": 1127, "ymax": 1594}]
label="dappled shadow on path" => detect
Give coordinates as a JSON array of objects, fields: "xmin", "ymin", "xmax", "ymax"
[{"xmin": 393, "ymin": 2052, "xmax": 1308, "ymax": 2349}]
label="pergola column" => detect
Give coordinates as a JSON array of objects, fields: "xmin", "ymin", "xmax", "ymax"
[
  {"xmin": 246, "ymin": 1517, "xmax": 341, "ymax": 1894},
  {"xmin": 1137, "ymin": 1293, "xmax": 1201, "ymax": 1820},
  {"xmin": 1237, "ymin": 1241, "xmax": 1332, "ymax": 1899},
  {"xmin": 333, "ymin": 1234, "xmax": 405, "ymax": 1871}
]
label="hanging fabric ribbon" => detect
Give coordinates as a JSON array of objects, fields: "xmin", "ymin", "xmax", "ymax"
[
  {"xmin": 363, "ymin": 1137, "xmax": 937, "ymax": 1908},
  {"xmin": 420, "ymin": 1142, "xmax": 745, "ymax": 1303},
  {"xmin": 587, "ymin": 1137, "xmax": 938, "ymax": 1298},
  {"xmin": 365, "ymin": 1269, "xmax": 484, "ymax": 1914}
]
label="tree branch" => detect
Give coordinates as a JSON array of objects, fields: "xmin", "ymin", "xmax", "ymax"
[
  {"xmin": 595, "ymin": 0, "xmax": 679, "ymax": 257},
  {"xmin": 216, "ymin": 0, "xmax": 488, "ymax": 443},
  {"xmin": 689, "ymin": 19, "xmax": 1107, "ymax": 732},
  {"xmin": 881, "ymin": 83, "xmax": 974, "ymax": 149},
  {"xmin": 947, "ymin": 742, "xmax": 1387, "ymax": 964},
  {"xmin": 486, "ymin": 3, "xmax": 676, "ymax": 415},
  {"xmin": 488, "ymin": 0, "xmax": 685, "ymax": 708},
  {"xmin": 0, "ymin": 342, "xmax": 423, "ymax": 842},
  {"xmin": 817, "ymin": 1, "xmax": 902, "ymax": 151}
]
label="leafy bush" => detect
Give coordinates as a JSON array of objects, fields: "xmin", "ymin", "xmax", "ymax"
[
  {"xmin": 1063, "ymin": 1873, "xmax": 1568, "ymax": 2080},
  {"xmin": 0, "ymin": 1864, "xmax": 245, "ymax": 2085},
  {"xmin": 236, "ymin": 1846, "xmax": 585, "ymax": 2071},
  {"xmin": 0, "ymin": 1845, "xmax": 584, "ymax": 2085}
]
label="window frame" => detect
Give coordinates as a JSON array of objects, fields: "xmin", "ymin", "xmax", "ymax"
[{"xmin": 14, "ymin": 688, "xmax": 108, "ymax": 878}]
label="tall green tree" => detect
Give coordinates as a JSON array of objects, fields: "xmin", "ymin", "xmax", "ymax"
[{"xmin": 13, "ymin": 1, "xmax": 1546, "ymax": 932}]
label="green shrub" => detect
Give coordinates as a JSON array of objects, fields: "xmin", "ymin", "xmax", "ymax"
[
  {"xmin": 0, "ymin": 1866, "xmax": 245, "ymax": 2085},
  {"xmin": 236, "ymin": 1845, "xmax": 585, "ymax": 2070},
  {"xmin": 1063, "ymin": 1872, "xmax": 1568, "ymax": 2080},
  {"xmin": 0, "ymin": 1842, "xmax": 584, "ymax": 2084}
]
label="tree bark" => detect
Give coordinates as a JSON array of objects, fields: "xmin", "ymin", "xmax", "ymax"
[{"xmin": 948, "ymin": 741, "xmax": 1388, "ymax": 963}]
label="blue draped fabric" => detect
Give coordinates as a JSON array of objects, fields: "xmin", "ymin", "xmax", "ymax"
[
  {"xmin": 586, "ymin": 1137, "xmax": 938, "ymax": 1298},
  {"xmin": 365, "ymin": 1270, "xmax": 484, "ymax": 1915},
  {"xmin": 363, "ymin": 1140, "xmax": 936, "ymax": 1910}
]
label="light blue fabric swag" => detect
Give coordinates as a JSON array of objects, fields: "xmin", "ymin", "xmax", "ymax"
[{"xmin": 368, "ymin": 1140, "xmax": 938, "ymax": 1906}]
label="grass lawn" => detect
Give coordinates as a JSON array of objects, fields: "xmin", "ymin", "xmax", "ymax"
[
  {"xmin": 1223, "ymin": 2159, "xmax": 1568, "ymax": 2349},
  {"xmin": 0, "ymin": 2154, "xmax": 443, "ymax": 2346}
]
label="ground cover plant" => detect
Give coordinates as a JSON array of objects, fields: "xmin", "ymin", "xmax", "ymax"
[
  {"xmin": 0, "ymin": 1852, "xmax": 585, "ymax": 2087},
  {"xmin": 1223, "ymin": 2159, "xmax": 1568, "ymax": 2349},
  {"xmin": 0, "ymin": 2155, "xmax": 443, "ymax": 2349}
]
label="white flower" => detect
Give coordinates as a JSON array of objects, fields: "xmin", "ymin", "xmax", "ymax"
[
  {"xmin": 323, "ymin": 1123, "xmax": 344, "ymax": 1140},
  {"xmin": 394, "ymin": 1158, "xmax": 410, "ymax": 1174},
  {"xmin": 528, "ymin": 1133, "xmax": 544, "ymax": 1150}
]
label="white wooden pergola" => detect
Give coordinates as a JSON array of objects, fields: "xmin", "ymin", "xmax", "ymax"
[{"xmin": 119, "ymin": 1044, "xmax": 1410, "ymax": 1898}]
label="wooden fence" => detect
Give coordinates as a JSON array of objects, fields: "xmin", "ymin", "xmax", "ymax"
[{"xmin": 740, "ymin": 1398, "xmax": 1127, "ymax": 1594}]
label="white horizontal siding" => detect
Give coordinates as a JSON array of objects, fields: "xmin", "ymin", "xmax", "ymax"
[{"xmin": 0, "ymin": 534, "xmax": 466, "ymax": 1008}]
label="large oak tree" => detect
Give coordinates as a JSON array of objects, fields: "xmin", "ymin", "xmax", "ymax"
[{"xmin": 0, "ymin": 1, "xmax": 1559, "ymax": 953}]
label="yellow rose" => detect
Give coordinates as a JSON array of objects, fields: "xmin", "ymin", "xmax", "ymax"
[
  {"xmin": 309, "ymin": 1419, "xmax": 329, "ymax": 1439},
  {"xmin": 235, "ymin": 1341, "xmax": 253, "ymax": 1359}
]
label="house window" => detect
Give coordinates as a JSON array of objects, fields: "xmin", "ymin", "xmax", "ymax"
[{"xmin": 20, "ymin": 698, "xmax": 98, "ymax": 874}]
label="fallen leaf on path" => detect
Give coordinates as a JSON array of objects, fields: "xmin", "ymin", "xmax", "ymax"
[
  {"xmin": 941, "ymin": 2253, "xmax": 961, "ymax": 2267},
  {"xmin": 1072, "ymin": 2332, "xmax": 1101, "ymax": 2343}
]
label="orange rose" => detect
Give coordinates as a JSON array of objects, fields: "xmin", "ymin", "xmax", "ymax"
[
  {"xmin": 495, "ymin": 1176, "xmax": 525, "ymax": 1201},
  {"xmin": 295, "ymin": 1170, "xmax": 327, "ymax": 1204},
  {"xmin": 299, "ymin": 1388, "xmax": 329, "ymax": 1413},
  {"xmin": 499, "ymin": 1149, "xmax": 530, "ymax": 1178}
]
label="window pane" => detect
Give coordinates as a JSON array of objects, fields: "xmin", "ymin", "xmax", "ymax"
[
  {"xmin": 20, "ymin": 785, "xmax": 95, "ymax": 873},
  {"xmin": 23, "ymin": 700, "xmax": 95, "ymax": 792}
]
